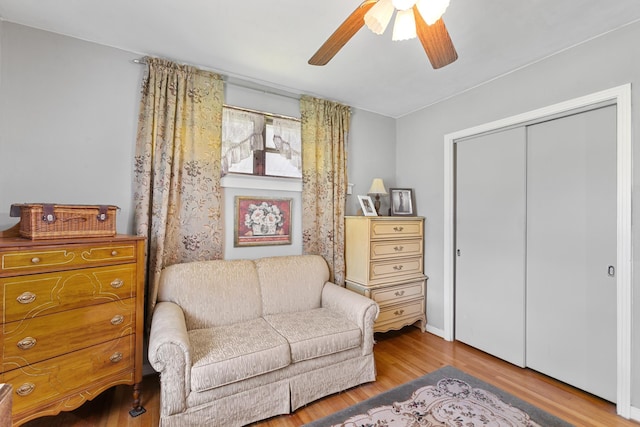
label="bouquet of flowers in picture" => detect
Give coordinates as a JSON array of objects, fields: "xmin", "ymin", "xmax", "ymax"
[{"xmin": 244, "ymin": 202, "xmax": 284, "ymax": 236}]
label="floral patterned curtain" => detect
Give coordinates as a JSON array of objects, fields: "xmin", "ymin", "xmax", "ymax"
[
  {"xmin": 133, "ymin": 57, "xmax": 224, "ymax": 327},
  {"xmin": 300, "ymin": 95, "xmax": 350, "ymax": 285}
]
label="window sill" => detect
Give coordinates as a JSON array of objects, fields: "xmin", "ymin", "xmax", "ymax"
[{"xmin": 221, "ymin": 174, "xmax": 302, "ymax": 192}]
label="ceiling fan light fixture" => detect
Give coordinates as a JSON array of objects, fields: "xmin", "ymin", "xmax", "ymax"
[
  {"xmin": 416, "ymin": 0, "xmax": 450, "ymax": 25},
  {"xmin": 391, "ymin": 0, "xmax": 417, "ymax": 10},
  {"xmin": 392, "ymin": 8, "xmax": 417, "ymax": 41},
  {"xmin": 364, "ymin": 0, "xmax": 395, "ymax": 35}
]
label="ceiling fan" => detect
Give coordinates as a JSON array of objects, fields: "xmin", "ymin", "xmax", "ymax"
[{"xmin": 308, "ymin": 0, "xmax": 458, "ymax": 69}]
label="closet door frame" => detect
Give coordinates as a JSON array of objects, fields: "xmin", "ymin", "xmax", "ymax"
[{"xmin": 443, "ymin": 84, "xmax": 632, "ymax": 417}]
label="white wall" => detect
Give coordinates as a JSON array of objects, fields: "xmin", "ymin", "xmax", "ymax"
[{"xmin": 396, "ymin": 20, "xmax": 640, "ymax": 409}]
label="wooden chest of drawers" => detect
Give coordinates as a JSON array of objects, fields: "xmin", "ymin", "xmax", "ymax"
[
  {"xmin": 345, "ymin": 216, "xmax": 426, "ymax": 333},
  {"xmin": 0, "ymin": 234, "xmax": 145, "ymax": 426}
]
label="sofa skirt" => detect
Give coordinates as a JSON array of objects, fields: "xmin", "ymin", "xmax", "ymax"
[{"xmin": 159, "ymin": 353, "xmax": 376, "ymax": 427}]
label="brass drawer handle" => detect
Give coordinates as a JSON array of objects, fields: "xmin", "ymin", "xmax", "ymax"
[
  {"xmin": 111, "ymin": 250, "xmax": 118, "ymax": 256},
  {"xmin": 394, "ymin": 309, "xmax": 405, "ymax": 316},
  {"xmin": 393, "ymin": 226, "xmax": 404, "ymax": 232},
  {"xmin": 16, "ymin": 383, "xmax": 35, "ymax": 397},
  {"xmin": 394, "ymin": 290, "xmax": 405, "ymax": 297},
  {"xmin": 393, "ymin": 246, "xmax": 404, "ymax": 252},
  {"xmin": 17, "ymin": 291, "xmax": 36, "ymax": 304},
  {"xmin": 17, "ymin": 337, "xmax": 37, "ymax": 350},
  {"xmin": 110, "ymin": 352, "xmax": 123, "ymax": 363},
  {"xmin": 393, "ymin": 265, "xmax": 404, "ymax": 271},
  {"xmin": 110, "ymin": 278, "xmax": 124, "ymax": 289},
  {"xmin": 111, "ymin": 314, "xmax": 124, "ymax": 325},
  {"xmin": 31, "ymin": 257, "xmax": 41, "ymax": 264}
]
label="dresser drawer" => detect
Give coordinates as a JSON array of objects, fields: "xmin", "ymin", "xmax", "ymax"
[
  {"xmin": 369, "ymin": 257, "xmax": 423, "ymax": 283},
  {"xmin": 377, "ymin": 299, "xmax": 425, "ymax": 324},
  {"xmin": 3, "ymin": 299, "xmax": 134, "ymax": 370},
  {"xmin": 370, "ymin": 238, "xmax": 422, "ymax": 260},
  {"xmin": 2, "ymin": 264, "xmax": 136, "ymax": 323},
  {"xmin": 370, "ymin": 220, "xmax": 422, "ymax": 240},
  {"xmin": 370, "ymin": 280, "xmax": 425, "ymax": 306},
  {"xmin": 2, "ymin": 335, "xmax": 134, "ymax": 415},
  {"xmin": 0, "ymin": 242, "xmax": 136, "ymax": 275}
]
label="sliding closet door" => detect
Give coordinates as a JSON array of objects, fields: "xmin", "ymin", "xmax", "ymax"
[
  {"xmin": 455, "ymin": 127, "xmax": 526, "ymax": 367},
  {"xmin": 526, "ymin": 105, "xmax": 617, "ymax": 402}
]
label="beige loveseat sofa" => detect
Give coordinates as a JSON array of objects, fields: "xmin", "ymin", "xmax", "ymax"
[{"xmin": 148, "ymin": 255, "xmax": 379, "ymax": 426}]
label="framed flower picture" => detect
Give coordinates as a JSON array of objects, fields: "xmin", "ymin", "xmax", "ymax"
[{"xmin": 235, "ymin": 197, "xmax": 292, "ymax": 247}]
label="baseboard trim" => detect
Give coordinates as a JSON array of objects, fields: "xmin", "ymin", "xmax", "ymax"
[
  {"xmin": 629, "ymin": 405, "xmax": 640, "ymax": 422},
  {"xmin": 425, "ymin": 324, "xmax": 444, "ymax": 338}
]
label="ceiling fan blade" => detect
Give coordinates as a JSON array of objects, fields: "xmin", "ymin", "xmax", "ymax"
[
  {"xmin": 308, "ymin": 0, "xmax": 377, "ymax": 66},
  {"xmin": 413, "ymin": 6, "xmax": 458, "ymax": 69}
]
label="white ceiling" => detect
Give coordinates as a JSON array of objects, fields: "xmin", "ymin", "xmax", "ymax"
[{"xmin": 1, "ymin": 1, "xmax": 640, "ymax": 118}]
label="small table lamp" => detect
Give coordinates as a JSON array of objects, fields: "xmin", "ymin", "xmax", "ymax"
[{"xmin": 368, "ymin": 178, "xmax": 388, "ymax": 215}]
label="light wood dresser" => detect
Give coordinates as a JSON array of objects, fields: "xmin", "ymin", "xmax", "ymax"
[
  {"xmin": 345, "ymin": 216, "xmax": 427, "ymax": 333},
  {"xmin": 0, "ymin": 234, "xmax": 145, "ymax": 426}
]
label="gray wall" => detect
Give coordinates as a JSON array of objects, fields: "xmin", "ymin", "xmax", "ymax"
[
  {"xmin": 347, "ymin": 109, "xmax": 396, "ymax": 216},
  {"xmin": 0, "ymin": 22, "xmax": 394, "ymax": 258},
  {"xmin": 0, "ymin": 22, "xmax": 141, "ymax": 232},
  {"xmin": 396, "ymin": 20, "xmax": 640, "ymax": 409}
]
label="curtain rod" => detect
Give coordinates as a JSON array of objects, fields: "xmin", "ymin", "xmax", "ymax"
[
  {"xmin": 132, "ymin": 57, "xmax": 301, "ymax": 102},
  {"xmin": 223, "ymin": 104, "xmax": 300, "ymax": 122}
]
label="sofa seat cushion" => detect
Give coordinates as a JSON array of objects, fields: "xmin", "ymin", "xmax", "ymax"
[
  {"xmin": 264, "ymin": 308, "xmax": 361, "ymax": 363},
  {"xmin": 189, "ymin": 318, "xmax": 291, "ymax": 392}
]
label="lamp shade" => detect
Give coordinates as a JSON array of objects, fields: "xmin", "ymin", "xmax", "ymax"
[
  {"xmin": 392, "ymin": 8, "xmax": 417, "ymax": 41},
  {"xmin": 416, "ymin": 0, "xmax": 450, "ymax": 25},
  {"xmin": 364, "ymin": 0, "xmax": 394, "ymax": 35},
  {"xmin": 364, "ymin": 0, "xmax": 451, "ymax": 39},
  {"xmin": 368, "ymin": 178, "xmax": 388, "ymax": 195}
]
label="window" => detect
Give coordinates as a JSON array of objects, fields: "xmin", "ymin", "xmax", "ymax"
[{"xmin": 222, "ymin": 106, "xmax": 301, "ymax": 179}]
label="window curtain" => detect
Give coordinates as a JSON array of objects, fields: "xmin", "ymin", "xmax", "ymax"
[
  {"xmin": 300, "ymin": 95, "xmax": 350, "ymax": 285},
  {"xmin": 272, "ymin": 117, "xmax": 302, "ymax": 170},
  {"xmin": 221, "ymin": 108, "xmax": 264, "ymax": 174},
  {"xmin": 133, "ymin": 57, "xmax": 224, "ymax": 327}
]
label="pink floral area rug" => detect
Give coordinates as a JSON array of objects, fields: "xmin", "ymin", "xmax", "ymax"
[{"xmin": 304, "ymin": 366, "xmax": 573, "ymax": 427}]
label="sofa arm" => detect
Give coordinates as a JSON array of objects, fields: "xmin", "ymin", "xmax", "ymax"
[
  {"xmin": 148, "ymin": 301, "xmax": 192, "ymax": 416},
  {"xmin": 321, "ymin": 282, "xmax": 379, "ymax": 355}
]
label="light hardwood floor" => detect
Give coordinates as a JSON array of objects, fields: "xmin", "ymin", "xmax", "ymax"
[{"xmin": 21, "ymin": 327, "xmax": 639, "ymax": 427}]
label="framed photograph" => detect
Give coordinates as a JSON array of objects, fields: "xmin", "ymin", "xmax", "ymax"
[
  {"xmin": 235, "ymin": 197, "xmax": 292, "ymax": 247},
  {"xmin": 389, "ymin": 188, "xmax": 416, "ymax": 216},
  {"xmin": 358, "ymin": 195, "xmax": 378, "ymax": 216}
]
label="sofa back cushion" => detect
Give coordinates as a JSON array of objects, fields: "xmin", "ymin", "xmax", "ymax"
[
  {"xmin": 157, "ymin": 259, "xmax": 262, "ymax": 330},
  {"xmin": 255, "ymin": 255, "xmax": 329, "ymax": 315}
]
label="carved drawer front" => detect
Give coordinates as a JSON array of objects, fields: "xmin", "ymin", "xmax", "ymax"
[
  {"xmin": 2, "ymin": 265, "xmax": 135, "ymax": 323},
  {"xmin": 376, "ymin": 299, "xmax": 425, "ymax": 324},
  {"xmin": 370, "ymin": 280, "xmax": 425, "ymax": 306},
  {"xmin": 369, "ymin": 257, "xmax": 423, "ymax": 283},
  {"xmin": 3, "ymin": 299, "xmax": 134, "ymax": 370},
  {"xmin": 370, "ymin": 220, "xmax": 422, "ymax": 240},
  {"xmin": 370, "ymin": 238, "xmax": 422, "ymax": 260},
  {"xmin": 2, "ymin": 335, "xmax": 134, "ymax": 415},
  {"xmin": 0, "ymin": 243, "xmax": 136, "ymax": 275}
]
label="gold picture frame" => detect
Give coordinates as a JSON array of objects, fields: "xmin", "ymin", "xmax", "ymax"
[{"xmin": 234, "ymin": 197, "xmax": 292, "ymax": 247}]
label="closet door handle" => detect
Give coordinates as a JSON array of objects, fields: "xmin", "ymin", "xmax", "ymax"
[{"xmin": 607, "ymin": 265, "xmax": 615, "ymax": 277}]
